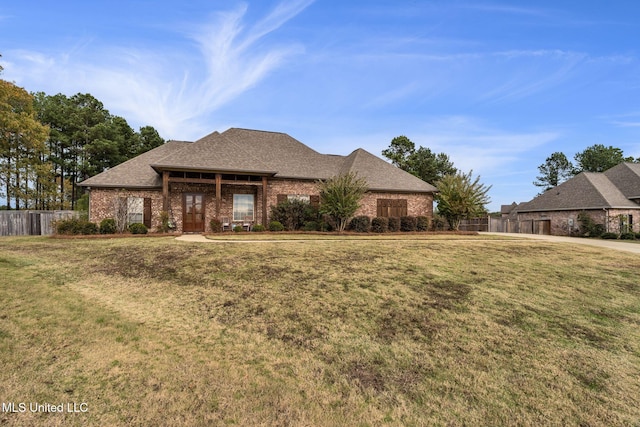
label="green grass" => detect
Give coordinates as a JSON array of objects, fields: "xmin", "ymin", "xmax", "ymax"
[{"xmin": 0, "ymin": 235, "xmax": 639, "ymax": 426}]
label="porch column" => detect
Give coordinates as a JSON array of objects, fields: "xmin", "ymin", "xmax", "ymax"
[
  {"xmin": 262, "ymin": 176, "xmax": 268, "ymax": 227},
  {"xmin": 215, "ymin": 173, "xmax": 222, "ymax": 217},
  {"xmin": 162, "ymin": 170, "xmax": 169, "ymax": 212}
]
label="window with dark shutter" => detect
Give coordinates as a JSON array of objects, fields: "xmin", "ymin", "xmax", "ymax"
[{"xmin": 377, "ymin": 199, "xmax": 407, "ymax": 217}]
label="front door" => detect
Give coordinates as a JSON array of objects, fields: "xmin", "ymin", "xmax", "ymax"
[{"xmin": 183, "ymin": 193, "xmax": 205, "ymax": 232}]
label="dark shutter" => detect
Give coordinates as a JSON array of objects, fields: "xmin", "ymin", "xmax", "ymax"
[
  {"xmin": 310, "ymin": 195, "xmax": 320, "ymax": 208},
  {"xmin": 377, "ymin": 199, "xmax": 407, "ymax": 217},
  {"xmin": 143, "ymin": 198, "xmax": 152, "ymax": 228},
  {"xmin": 277, "ymin": 194, "xmax": 287, "ymax": 204}
]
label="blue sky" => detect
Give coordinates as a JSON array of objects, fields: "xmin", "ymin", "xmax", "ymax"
[{"xmin": 2, "ymin": 1, "xmax": 640, "ymax": 211}]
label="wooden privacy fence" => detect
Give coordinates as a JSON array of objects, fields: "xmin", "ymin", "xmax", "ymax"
[
  {"xmin": 455, "ymin": 217, "xmax": 551, "ymax": 234},
  {"xmin": 458, "ymin": 217, "xmax": 489, "ymax": 232},
  {"xmin": 0, "ymin": 211, "xmax": 79, "ymax": 236}
]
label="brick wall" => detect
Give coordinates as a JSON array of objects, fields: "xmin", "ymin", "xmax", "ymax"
[
  {"xmin": 89, "ymin": 179, "xmax": 435, "ymax": 232},
  {"xmin": 89, "ymin": 188, "xmax": 164, "ymax": 231},
  {"xmin": 516, "ymin": 209, "xmax": 640, "ymax": 235},
  {"xmin": 357, "ymin": 192, "xmax": 433, "ymax": 218}
]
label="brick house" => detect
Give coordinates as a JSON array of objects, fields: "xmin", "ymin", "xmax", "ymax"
[
  {"xmin": 513, "ymin": 162, "xmax": 640, "ymax": 235},
  {"xmin": 80, "ymin": 128, "xmax": 437, "ymax": 232}
]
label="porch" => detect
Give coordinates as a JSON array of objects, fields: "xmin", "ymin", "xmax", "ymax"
[{"xmin": 162, "ymin": 171, "xmax": 270, "ymax": 233}]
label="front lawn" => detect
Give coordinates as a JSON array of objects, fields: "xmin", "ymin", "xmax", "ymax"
[{"xmin": 1, "ymin": 235, "xmax": 638, "ymax": 426}]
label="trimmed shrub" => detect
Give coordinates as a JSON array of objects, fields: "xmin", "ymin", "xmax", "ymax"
[
  {"xmin": 303, "ymin": 221, "xmax": 319, "ymax": 231},
  {"xmin": 620, "ymin": 232, "xmax": 636, "ymax": 240},
  {"xmin": 431, "ymin": 215, "xmax": 446, "ymax": 231},
  {"xmin": 129, "ymin": 223, "xmax": 148, "ymax": 234},
  {"xmin": 233, "ymin": 225, "xmax": 245, "ymax": 232},
  {"xmin": 388, "ymin": 217, "xmax": 401, "ymax": 232},
  {"xmin": 209, "ymin": 218, "xmax": 223, "ymax": 233},
  {"xmin": 416, "ymin": 216, "xmax": 430, "ymax": 232},
  {"xmin": 349, "ymin": 215, "xmax": 371, "ymax": 232},
  {"xmin": 252, "ymin": 224, "xmax": 265, "ymax": 232},
  {"xmin": 400, "ymin": 216, "xmax": 417, "ymax": 232},
  {"xmin": 269, "ymin": 221, "xmax": 285, "ymax": 232},
  {"xmin": 99, "ymin": 218, "xmax": 117, "ymax": 234},
  {"xmin": 55, "ymin": 217, "xmax": 98, "ymax": 235},
  {"xmin": 270, "ymin": 199, "xmax": 319, "ymax": 231},
  {"xmin": 601, "ymin": 232, "xmax": 619, "ymax": 240},
  {"xmin": 636, "ymin": 232, "xmax": 640, "ymax": 240},
  {"xmin": 371, "ymin": 217, "xmax": 388, "ymax": 233}
]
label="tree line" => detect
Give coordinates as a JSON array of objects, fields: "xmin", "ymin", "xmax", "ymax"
[
  {"xmin": 534, "ymin": 145, "xmax": 640, "ymax": 193},
  {"xmin": 1, "ymin": 75, "xmax": 164, "ymax": 210}
]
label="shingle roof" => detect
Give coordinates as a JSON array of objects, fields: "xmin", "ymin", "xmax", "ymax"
[
  {"xmin": 339, "ymin": 148, "xmax": 436, "ymax": 193},
  {"xmin": 516, "ymin": 171, "xmax": 640, "ymax": 212},
  {"xmin": 150, "ymin": 131, "xmax": 277, "ymax": 175},
  {"xmin": 604, "ymin": 162, "xmax": 640, "ymax": 200},
  {"xmin": 80, "ymin": 128, "xmax": 437, "ymax": 193},
  {"xmin": 79, "ymin": 141, "xmax": 190, "ymax": 188}
]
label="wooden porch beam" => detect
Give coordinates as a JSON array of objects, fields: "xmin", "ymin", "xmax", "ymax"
[
  {"xmin": 262, "ymin": 176, "xmax": 268, "ymax": 227},
  {"xmin": 216, "ymin": 173, "xmax": 222, "ymax": 218},
  {"xmin": 162, "ymin": 170, "xmax": 169, "ymax": 212}
]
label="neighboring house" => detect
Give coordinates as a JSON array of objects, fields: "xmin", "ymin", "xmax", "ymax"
[
  {"xmin": 513, "ymin": 162, "xmax": 640, "ymax": 235},
  {"xmin": 80, "ymin": 128, "xmax": 437, "ymax": 232}
]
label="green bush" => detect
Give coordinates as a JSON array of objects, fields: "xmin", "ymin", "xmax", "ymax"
[
  {"xmin": 158, "ymin": 211, "xmax": 172, "ymax": 233},
  {"xmin": 431, "ymin": 215, "xmax": 446, "ymax": 231},
  {"xmin": 416, "ymin": 216, "xmax": 430, "ymax": 231},
  {"xmin": 233, "ymin": 225, "xmax": 245, "ymax": 232},
  {"xmin": 577, "ymin": 211, "xmax": 604, "ymax": 237},
  {"xmin": 55, "ymin": 217, "xmax": 98, "ymax": 235},
  {"xmin": 371, "ymin": 217, "xmax": 388, "ymax": 233},
  {"xmin": 620, "ymin": 232, "xmax": 636, "ymax": 240},
  {"xmin": 209, "ymin": 218, "xmax": 223, "ymax": 233},
  {"xmin": 303, "ymin": 221, "xmax": 319, "ymax": 231},
  {"xmin": 269, "ymin": 221, "xmax": 285, "ymax": 232},
  {"xmin": 348, "ymin": 216, "xmax": 371, "ymax": 232},
  {"xmin": 601, "ymin": 232, "xmax": 619, "ymax": 240},
  {"xmin": 128, "ymin": 223, "xmax": 148, "ymax": 234},
  {"xmin": 270, "ymin": 199, "xmax": 319, "ymax": 231},
  {"xmin": 99, "ymin": 218, "xmax": 117, "ymax": 234},
  {"xmin": 400, "ymin": 216, "xmax": 417, "ymax": 232},
  {"xmin": 636, "ymin": 232, "xmax": 640, "ymax": 240},
  {"xmin": 252, "ymin": 224, "xmax": 265, "ymax": 232},
  {"xmin": 388, "ymin": 217, "xmax": 401, "ymax": 232}
]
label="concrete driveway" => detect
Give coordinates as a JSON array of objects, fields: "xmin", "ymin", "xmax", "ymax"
[
  {"xmin": 481, "ymin": 232, "xmax": 640, "ymax": 255},
  {"xmin": 177, "ymin": 233, "xmax": 640, "ymax": 255}
]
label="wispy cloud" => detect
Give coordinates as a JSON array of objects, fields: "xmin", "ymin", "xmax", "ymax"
[
  {"xmin": 458, "ymin": 3, "xmax": 548, "ymax": 17},
  {"xmin": 409, "ymin": 116, "xmax": 559, "ymax": 174},
  {"xmin": 2, "ymin": 0, "xmax": 314, "ymax": 139}
]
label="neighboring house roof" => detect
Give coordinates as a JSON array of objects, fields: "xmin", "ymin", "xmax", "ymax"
[
  {"xmin": 516, "ymin": 169, "xmax": 640, "ymax": 213},
  {"xmin": 501, "ymin": 202, "xmax": 518, "ymax": 215},
  {"xmin": 604, "ymin": 162, "xmax": 640, "ymax": 201},
  {"xmin": 80, "ymin": 128, "xmax": 437, "ymax": 193}
]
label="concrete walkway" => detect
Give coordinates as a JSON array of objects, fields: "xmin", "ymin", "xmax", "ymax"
[
  {"xmin": 480, "ymin": 232, "xmax": 640, "ymax": 255},
  {"xmin": 177, "ymin": 233, "xmax": 640, "ymax": 254}
]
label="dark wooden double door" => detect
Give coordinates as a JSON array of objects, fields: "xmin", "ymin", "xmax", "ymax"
[{"xmin": 183, "ymin": 193, "xmax": 205, "ymax": 232}]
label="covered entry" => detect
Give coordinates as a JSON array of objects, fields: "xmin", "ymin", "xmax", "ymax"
[{"xmin": 183, "ymin": 193, "xmax": 205, "ymax": 232}]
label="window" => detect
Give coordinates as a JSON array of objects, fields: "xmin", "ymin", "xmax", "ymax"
[
  {"xmin": 233, "ymin": 194, "xmax": 254, "ymax": 221},
  {"xmin": 277, "ymin": 194, "xmax": 320, "ymax": 207},
  {"xmin": 377, "ymin": 199, "xmax": 407, "ymax": 217},
  {"xmin": 127, "ymin": 197, "xmax": 144, "ymax": 224},
  {"xmin": 287, "ymin": 194, "xmax": 310, "ymax": 203}
]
